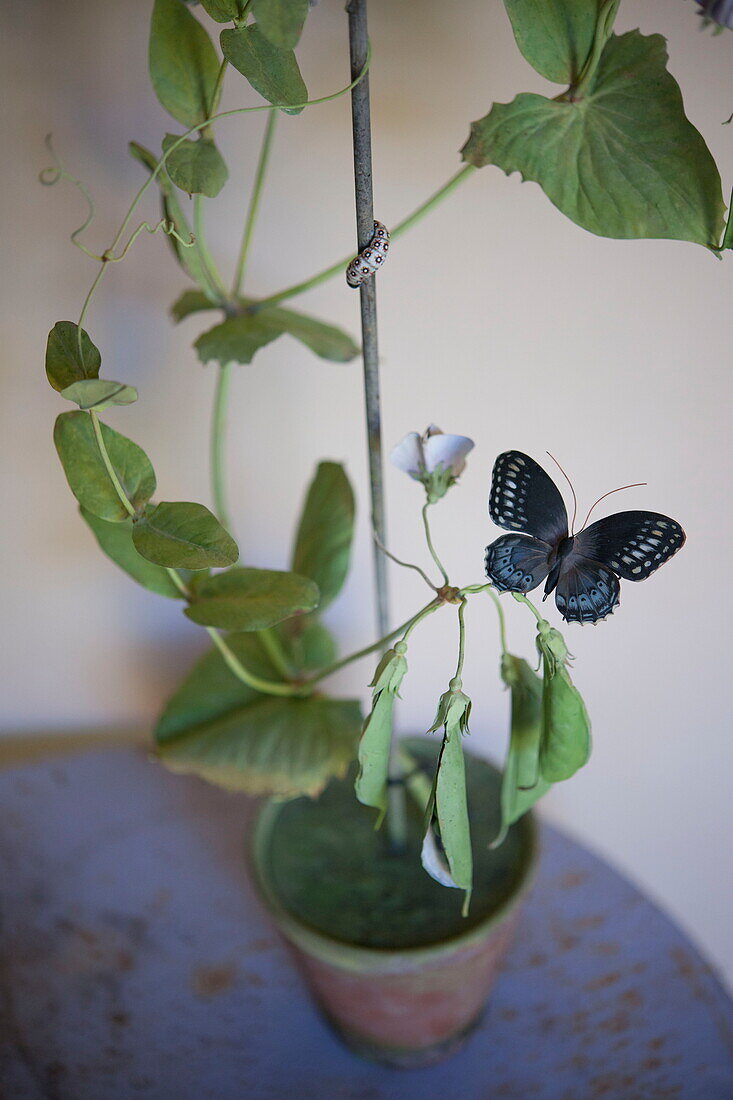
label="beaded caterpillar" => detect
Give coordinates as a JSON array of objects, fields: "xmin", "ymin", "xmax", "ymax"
[{"xmin": 346, "ymin": 221, "xmax": 390, "ymax": 287}]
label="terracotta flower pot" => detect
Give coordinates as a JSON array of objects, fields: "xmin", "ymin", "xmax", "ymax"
[{"xmin": 252, "ymin": 737, "xmax": 538, "ymax": 1068}]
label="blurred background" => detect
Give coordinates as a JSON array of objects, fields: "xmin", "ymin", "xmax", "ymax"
[{"xmin": 2, "ymin": 0, "xmax": 732, "ymax": 987}]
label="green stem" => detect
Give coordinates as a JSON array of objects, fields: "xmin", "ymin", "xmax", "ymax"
[
  {"xmin": 249, "ymin": 165, "xmax": 476, "ymax": 312},
  {"xmin": 193, "ymin": 195, "xmax": 229, "ymax": 299},
  {"xmin": 454, "ymin": 598, "xmax": 467, "ymax": 682},
  {"xmin": 259, "ymin": 626, "xmax": 295, "ymax": 679},
  {"xmin": 88, "ymin": 414, "xmax": 298, "ymax": 697},
  {"xmin": 401, "ymin": 598, "xmax": 442, "ymax": 643},
  {"xmin": 89, "ymin": 411, "xmax": 136, "ymax": 517},
  {"xmin": 512, "ymin": 590, "xmax": 545, "ymax": 625},
  {"xmin": 232, "ymin": 110, "xmax": 278, "ymax": 297},
  {"xmin": 210, "ymin": 360, "xmax": 234, "ymax": 533},
  {"xmin": 207, "ymin": 627, "xmax": 303, "ymax": 696},
  {"xmin": 372, "ymin": 530, "xmax": 438, "ymax": 592},
  {"xmin": 72, "ymin": 56, "xmax": 373, "ymax": 339},
  {"xmin": 421, "ymin": 502, "xmax": 449, "ymax": 586},
  {"xmin": 209, "ymin": 59, "xmax": 229, "ymax": 120},
  {"xmin": 306, "ymin": 598, "xmax": 441, "ymax": 686}
]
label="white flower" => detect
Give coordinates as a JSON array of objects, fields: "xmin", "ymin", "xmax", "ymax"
[{"xmin": 390, "ymin": 425, "xmax": 474, "ymax": 502}]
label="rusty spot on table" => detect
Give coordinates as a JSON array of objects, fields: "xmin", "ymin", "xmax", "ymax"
[{"xmin": 192, "ymin": 963, "xmax": 238, "ymax": 997}]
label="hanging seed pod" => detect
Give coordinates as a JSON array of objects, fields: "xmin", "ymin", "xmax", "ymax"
[{"xmin": 346, "ymin": 220, "xmax": 390, "ymax": 287}]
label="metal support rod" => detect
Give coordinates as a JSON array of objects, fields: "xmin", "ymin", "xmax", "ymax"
[
  {"xmin": 347, "ymin": 0, "xmax": 406, "ymax": 853},
  {"xmin": 347, "ymin": 0, "xmax": 390, "ymax": 642}
]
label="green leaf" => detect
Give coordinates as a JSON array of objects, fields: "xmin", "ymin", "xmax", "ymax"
[
  {"xmin": 296, "ymin": 620, "xmax": 338, "ymax": 670},
  {"xmin": 149, "ymin": 0, "xmax": 220, "ymax": 127},
  {"xmin": 157, "ymin": 632, "xmax": 272, "ymax": 741},
  {"xmin": 129, "ymin": 142, "xmax": 221, "ymax": 296},
  {"xmin": 494, "ymin": 654, "xmax": 551, "ymax": 848},
  {"xmin": 156, "ymin": 636, "xmax": 361, "ymax": 797},
  {"xmin": 462, "ymin": 31, "xmax": 725, "ymax": 248},
  {"xmin": 61, "ymin": 379, "xmax": 138, "ymax": 412},
  {"xmin": 275, "ymin": 617, "xmax": 338, "ymax": 672},
  {"xmin": 292, "ymin": 462, "xmax": 355, "ymax": 610},
  {"xmin": 132, "ymin": 501, "xmax": 238, "ymax": 569},
  {"xmin": 199, "ymin": 0, "xmax": 245, "ymax": 22},
  {"xmin": 184, "ymin": 566, "xmax": 319, "ymax": 630},
  {"xmin": 355, "ymin": 646, "xmax": 408, "ymax": 814},
  {"xmin": 252, "ymin": 0, "xmax": 309, "ymax": 49},
  {"xmin": 46, "ymin": 322, "xmax": 101, "ymax": 393},
  {"xmin": 220, "ymin": 24, "xmax": 307, "ymax": 114},
  {"xmin": 435, "ymin": 716, "xmax": 473, "ymax": 913},
  {"xmin": 170, "ymin": 289, "xmax": 219, "ymax": 322},
  {"xmin": 80, "ymin": 508, "xmax": 183, "ymax": 598},
  {"xmin": 264, "ymin": 305, "xmax": 359, "ymax": 362},
  {"xmin": 162, "ymin": 134, "xmax": 228, "ymax": 197},
  {"xmin": 54, "ymin": 411, "xmax": 156, "ymax": 522},
  {"xmin": 195, "ymin": 313, "xmax": 285, "ymax": 365},
  {"xmin": 540, "ymin": 662, "xmax": 591, "ymax": 782},
  {"xmin": 193, "ymin": 304, "xmax": 359, "ymax": 365},
  {"xmin": 504, "ymin": 0, "xmax": 605, "ymax": 84}
]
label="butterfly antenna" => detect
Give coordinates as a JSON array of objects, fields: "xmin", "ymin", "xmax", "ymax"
[
  {"xmin": 546, "ymin": 451, "xmax": 578, "ymax": 534},
  {"xmin": 580, "ymin": 483, "xmax": 647, "ymax": 530}
]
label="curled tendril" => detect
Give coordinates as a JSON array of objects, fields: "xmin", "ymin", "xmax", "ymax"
[
  {"xmin": 66, "ymin": 42, "xmax": 373, "ymax": 345},
  {"xmin": 39, "ymin": 134, "xmax": 100, "ymax": 260},
  {"xmin": 110, "ymin": 218, "xmax": 195, "ymax": 263},
  {"xmin": 40, "ymin": 135, "xmax": 195, "ymax": 264}
]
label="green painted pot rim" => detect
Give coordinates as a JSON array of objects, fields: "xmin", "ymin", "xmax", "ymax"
[{"xmin": 251, "ymin": 739, "xmax": 540, "ymax": 974}]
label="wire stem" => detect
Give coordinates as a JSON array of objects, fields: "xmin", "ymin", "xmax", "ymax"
[
  {"xmin": 306, "ymin": 598, "xmax": 440, "ymax": 687},
  {"xmin": 232, "ymin": 110, "xmax": 278, "ymax": 296},
  {"xmin": 454, "ymin": 598, "xmax": 468, "ymax": 682},
  {"xmin": 372, "ymin": 529, "xmax": 438, "ymax": 592},
  {"xmin": 421, "ymin": 502, "xmax": 449, "ymax": 586}
]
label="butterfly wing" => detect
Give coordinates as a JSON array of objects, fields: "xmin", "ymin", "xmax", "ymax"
[
  {"xmin": 554, "ymin": 559, "xmax": 620, "ymax": 624},
  {"xmin": 485, "ymin": 533, "xmax": 552, "ymax": 594},
  {"xmin": 489, "ymin": 451, "xmax": 569, "ymax": 545},
  {"xmin": 573, "ymin": 511, "xmax": 686, "ymax": 582}
]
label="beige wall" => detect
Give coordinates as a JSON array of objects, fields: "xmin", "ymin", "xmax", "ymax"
[{"xmin": 3, "ymin": 1, "xmax": 732, "ymax": 986}]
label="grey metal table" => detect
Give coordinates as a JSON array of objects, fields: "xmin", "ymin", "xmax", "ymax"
[{"xmin": 1, "ymin": 747, "xmax": 732, "ymax": 1099}]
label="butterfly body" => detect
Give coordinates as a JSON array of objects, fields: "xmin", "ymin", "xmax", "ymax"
[{"xmin": 485, "ymin": 451, "xmax": 685, "ymax": 624}]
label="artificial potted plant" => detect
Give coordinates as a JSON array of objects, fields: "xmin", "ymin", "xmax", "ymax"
[{"xmin": 44, "ymin": 0, "xmax": 726, "ymax": 1067}]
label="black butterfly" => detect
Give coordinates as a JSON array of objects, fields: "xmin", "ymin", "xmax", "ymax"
[{"xmin": 484, "ymin": 451, "xmax": 686, "ymax": 624}]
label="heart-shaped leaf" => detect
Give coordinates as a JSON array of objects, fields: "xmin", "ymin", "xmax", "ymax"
[
  {"xmin": 61, "ymin": 379, "xmax": 138, "ymax": 411},
  {"xmin": 221, "ymin": 24, "xmax": 307, "ymax": 114},
  {"xmin": 46, "ymin": 322, "xmax": 101, "ymax": 393},
  {"xmin": 462, "ymin": 31, "xmax": 725, "ymax": 248},
  {"xmin": 133, "ymin": 501, "xmax": 238, "ymax": 569},
  {"xmin": 54, "ymin": 411, "xmax": 156, "ymax": 522},
  {"xmin": 185, "ymin": 566, "xmax": 319, "ymax": 630},
  {"xmin": 149, "ymin": 0, "xmax": 220, "ymax": 127},
  {"xmin": 162, "ymin": 134, "xmax": 228, "ymax": 197}
]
